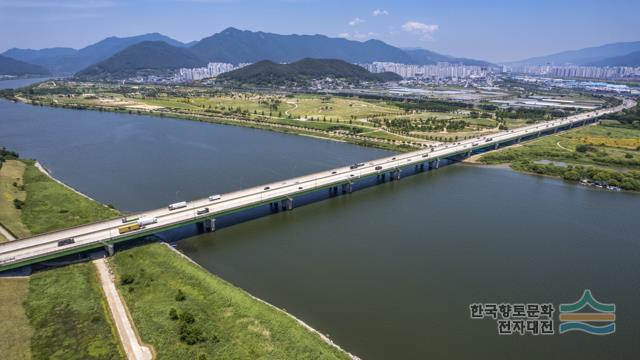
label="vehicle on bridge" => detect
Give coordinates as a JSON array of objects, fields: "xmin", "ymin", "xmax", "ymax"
[
  {"xmin": 168, "ymin": 201, "xmax": 187, "ymax": 210},
  {"xmin": 121, "ymin": 215, "xmax": 139, "ymax": 223},
  {"xmin": 208, "ymin": 194, "xmax": 221, "ymax": 201},
  {"xmin": 57, "ymin": 238, "xmax": 75, "ymax": 247},
  {"xmin": 138, "ymin": 216, "xmax": 157, "ymax": 226},
  {"xmin": 197, "ymin": 208, "xmax": 210, "ymax": 215},
  {"xmin": 350, "ymin": 163, "xmax": 365, "ymax": 169}
]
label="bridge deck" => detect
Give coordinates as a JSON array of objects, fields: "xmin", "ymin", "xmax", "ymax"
[{"xmin": 0, "ymin": 99, "xmax": 635, "ymax": 271}]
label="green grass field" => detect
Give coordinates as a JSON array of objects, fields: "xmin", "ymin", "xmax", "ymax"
[
  {"xmin": 0, "ymin": 278, "xmax": 33, "ymax": 360},
  {"xmin": 0, "ymin": 160, "xmax": 30, "ymax": 239},
  {"xmin": 24, "ymin": 263, "xmax": 124, "ymax": 360},
  {"xmin": 20, "ymin": 161, "xmax": 119, "ymax": 235},
  {"xmin": 110, "ymin": 243, "xmax": 351, "ymax": 360}
]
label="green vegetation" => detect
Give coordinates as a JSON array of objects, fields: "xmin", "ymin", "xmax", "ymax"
[
  {"xmin": 77, "ymin": 41, "xmax": 205, "ymax": 80},
  {"xmin": 0, "ymin": 278, "xmax": 33, "ymax": 360},
  {"xmin": 24, "ymin": 262, "xmax": 124, "ymax": 360},
  {"xmin": 0, "ymin": 159, "xmax": 30, "ymax": 239},
  {"xmin": 20, "ymin": 160, "xmax": 119, "ymax": 234},
  {"xmin": 110, "ymin": 243, "xmax": 351, "ymax": 360},
  {"xmin": 10, "ymin": 81, "xmax": 597, "ymax": 153},
  {"xmin": 219, "ymin": 58, "xmax": 401, "ymax": 86},
  {"xmin": 478, "ymin": 121, "xmax": 640, "ymax": 191}
]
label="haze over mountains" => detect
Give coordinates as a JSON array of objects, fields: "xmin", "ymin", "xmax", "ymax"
[
  {"xmin": 510, "ymin": 41, "xmax": 640, "ymax": 66},
  {"xmin": 2, "ymin": 28, "xmax": 639, "ymax": 79},
  {"xmin": 2, "ymin": 27, "xmax": 494, "ymax": 78}
]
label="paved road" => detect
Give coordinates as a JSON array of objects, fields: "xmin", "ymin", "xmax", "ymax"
[{"xmin": 0, "ymin": 98, "xmax": 635, "ymax": 270}]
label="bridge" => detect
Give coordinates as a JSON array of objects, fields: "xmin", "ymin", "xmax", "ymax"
[{"xmin": 0, "ymin": 98, "xmax": 635, "ymax": 272}]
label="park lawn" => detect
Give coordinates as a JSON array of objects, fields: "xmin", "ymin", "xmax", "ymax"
[
  {"xmin": 110, "ymin": 243, "xmax": 351, "ymax": 360},
  {"xmin": 289, "ymin": 95, "xmax": 400, "ymax": 120},
  {"xmin": 20, "ymin": 160, "xmax": 119, "ymax": 235},
  {"xmin": 24, "ymin": 262, "xmax": 124, "ymax": 360},
  {"xmin": 0, "ymin": 160, "xmax": 31, "ymax": 239},
  {"xmin": 0, "ymin": 278, "xmax": 33, "ymax": 360}
]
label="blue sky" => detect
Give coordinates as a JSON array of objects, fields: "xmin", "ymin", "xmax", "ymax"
[{"xmin": 1, "ymin": 0, "xmax": 639, "ymax": 62}]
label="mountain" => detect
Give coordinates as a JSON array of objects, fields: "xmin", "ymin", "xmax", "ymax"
[
  {"xmin": 0, "ymin": 54, "xmax": 50, "ymax": 76},
  {"xmin": 588, "ymin": 50, "xmax": 640, "ymax": 67},
  {"xmin": 2, "ymin": 47, "xmax": 76, "ymax": 63},
  {"xmin": 218, "ymin": 58, "xmax": 402, "ymax": 86},
  {"xmin": 2, "ymin": 33, "xmax": 185, "ymax": 74},
  {"xmin": 404, "ymin": 48, "xmax": 495, "ymax": 67},
  {"xmin": 76, "ymin": 41, "xmax": 205, "ymax": 80},
  {"xmin": 510, "ymin": 41, "xmax": 640, "ymax": 66},
  {"xmin": 190, "ymin": 27, "xmax": 493, "ymax": 66}
]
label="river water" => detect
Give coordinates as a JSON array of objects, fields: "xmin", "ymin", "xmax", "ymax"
[{"xmin": 0, "ymin": 97, "xmax": 638, "ymax": 359}]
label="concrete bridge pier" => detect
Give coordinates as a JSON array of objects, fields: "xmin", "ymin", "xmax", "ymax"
[
  {"xmin": 420, "ymin": 163, "xmax": 425, "ymax": 171},
  {"xmin": 281, "ymin": 198, "xmax": 293, "ymax": 211},
  {"xmin": 494, "ymin": 143, "xmax": 499, "ymax": 150},
  {"xmin": 435, "ymin": 159, "xmax": 440, "ymax": 169},
  {"xmin": 390, "ymin": 169, "xmax": 401, "ymax": 180},
  {"xmin": 517, "ymin": 137, "xmax": 522, "ymax": 144},
  {"xmin": 202, "ymin": 217, "xmax": 216, "ymax": 232},
  {"xmin": 104, "ymin": 243, "xmax": 114, "ymax": 257},
  {"xmin": 341, "ymin": 182, "xmax": 353, "ymax": 194},
  {"xmin": 554, "ymin": 127, "xmax": 559, "ymax": 133},
  {"xmin": 466, "ymin": 150, "xmax": 472, "ymax": 157},
  {"xmin": 269, "ymin": 202, "xmax": 280, "ymax": 212}
]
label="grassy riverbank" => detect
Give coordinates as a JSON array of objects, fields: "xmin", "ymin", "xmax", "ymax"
[
  {"xmin": 24, "ymin": 262, "xmax": 124, "ymax": 360},
  {"xmin": 477, "ymin": 121, "xmax": 640, "ymax": 191},
  {"xmin": 0, "ymin": 278, "xmax": 32, "ymax": 360},
  {"xmin": 110, "ymin": 243, "xmax": 352, "ymax": 360},
  {"xmin": 0, "ymin": 157, "xmax": 119, "ymax": 240}
]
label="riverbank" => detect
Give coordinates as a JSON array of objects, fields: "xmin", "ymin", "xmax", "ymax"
[
  {"xmin": 109, "ymin": 242, "xmax": 355, "ymax": 360},
  {"xmin": 7, "ymin": 94, "xmax": 415, "ymax": 153},
  {"xmin": 474, "ymin": 120, "xmax": 640, "ymax": 192},
  {"xmin": 0, "ymin": 157, "xmax": 120, "ymax": 239}
]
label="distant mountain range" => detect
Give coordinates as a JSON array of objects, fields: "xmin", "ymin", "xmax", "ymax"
[
  {"xmin": 218, "ymin": 58, "xmax": 402, "ymax": 86},
  {"xmin": 588, "ymin": 50, "xmax": 640, "ymax": 67},
  {"xmin": 2, "ymin": 28, "xmax": 495, "ymax": 79},
  {"xmin": 510, "ymin": 41, "xmax": 640, "ymax": 66},
  {"xmin": 2, "ymin": 33, "xmax": 186, "ymax": 74},
  {"xmin": 77, "ymin": 41, "xmax": 205, "ymax": 80},
  {"xmin": 0, "ymin": 54, "xmax": 50, "ymax": 76}
]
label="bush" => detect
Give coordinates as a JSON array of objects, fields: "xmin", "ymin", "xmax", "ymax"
[
  {"xmin": 169, "ymin": 308, "xmax": 178, "ymax": 321},
  {"xmin": 120, "ymin": 274, "xmax": 135, "ymax": 285},
  {"xmin": 576, "ymin": 144, "xmax": 594, "ymax": 153},
  {"xmin": 179, "ymin": 311, "xmax": 195, "ymax": 324},
  {"xmin": 179, "ymin": 323, "xmax": 206, "ymax": 345},
  {"xmin": 175, "ymin": 289, "xmax": 186, "ymax": 302},
  {"xmin": 13, "ymin": 199, "xmax": 25, "ymax": 209},
  {"xmin": 563, "ymin": 170, "xmax": 580, "ymax": 182}
]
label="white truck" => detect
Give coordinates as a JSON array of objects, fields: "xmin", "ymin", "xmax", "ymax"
[
  {"xmin": 168, "ymin": 201, "xmax": 187, "ymax": 211},
  {"xmin": 138, "ymin": 216, "xmax": 157, "ymax": 226},
  {"xmin": 208, "ymin": 194, "xmax": 221, "ymax": 201}
]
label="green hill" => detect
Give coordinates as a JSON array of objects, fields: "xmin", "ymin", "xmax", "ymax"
[
  {"xmin": 218, "ymin": 58, "xmax": 402, "ymax": 86},
  {"xmin": 0, "ymin": 55, "xmax": 50, "ymax": 76},
  {"xmin": 588, "ymin": 50, "xmax": 640, "ymax": 67},
  {"xmin": 76, "ymin": 41, "xmax": 205, "ymax": 80}
]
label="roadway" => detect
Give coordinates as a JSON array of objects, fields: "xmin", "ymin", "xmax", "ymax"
[{"xmin": 0, "ymin": 98, "xmax": 635, "ymax": 271}]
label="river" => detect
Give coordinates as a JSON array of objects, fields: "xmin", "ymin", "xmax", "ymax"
[{"xmin": 0, "ymin": 97, "xmax": 638, "ymax": 359}]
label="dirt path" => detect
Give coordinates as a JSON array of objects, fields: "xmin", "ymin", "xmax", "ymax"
[
  {"xmin": 556, "ymin": 141, "xmax": 571, "ymax": 151},
  {"xmin": 94, "ymin": 258, "xmax": 153, "ymax": 360}
]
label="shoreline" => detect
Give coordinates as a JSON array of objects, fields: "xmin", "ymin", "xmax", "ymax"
[
  {"xmin": 33, "ymin": 161, "xmax": 111, "ymax": 206},
  {"xmin": 163, "ymin": 243, "xmax": 361, "ymax": 360},
  {"xmin": 6, "ymin": 96, "xmax": 413, "ymax": 153}
]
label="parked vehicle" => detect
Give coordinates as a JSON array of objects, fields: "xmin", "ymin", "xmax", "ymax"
[
  {"xmin": 57, "ymin": 238, "xmax": 75, "ymax": 247},
  {"xmin": 208, "ymin": 194, "xmax": 221, "ymax": 201},
  {"xmin": 196, "ymin": 208, "xmax": 210, "ymax": 215},
  {"xmin": 168, "ymin": 201, "xmax": 187, "ymax": 211}
]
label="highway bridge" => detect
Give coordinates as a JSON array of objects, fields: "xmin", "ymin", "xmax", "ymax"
[{"xmin": 0, "ymin": 98, "xmax": 635, "ymax": 272}]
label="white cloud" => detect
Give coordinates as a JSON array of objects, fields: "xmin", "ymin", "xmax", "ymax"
[
  {"xmin": 402, "ymin": 21, "xmax": 439, "ymax": 40},
  {"xmin": 337, "ymin": 33, "xmax": 351, "ymax": 38},
  {"xmin": 348, "ymin": 17, "xmax": 365, "ymax": 26},
  {"xmin": 337, "ymin": 31, "xmax": 377, "ymax": 40},
  {"xmin": 372, "ymin": 9, "xmax": 388, "ymax": 16}
]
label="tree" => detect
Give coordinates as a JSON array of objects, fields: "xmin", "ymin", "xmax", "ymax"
[{"xmin": 169, "ymin": 308, "xmax": 178, "ymax": 320}]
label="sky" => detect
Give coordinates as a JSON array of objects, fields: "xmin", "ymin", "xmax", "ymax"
[{"xmin": 1, "ymin": 0, "xmax": 639, "ymax": 62}]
